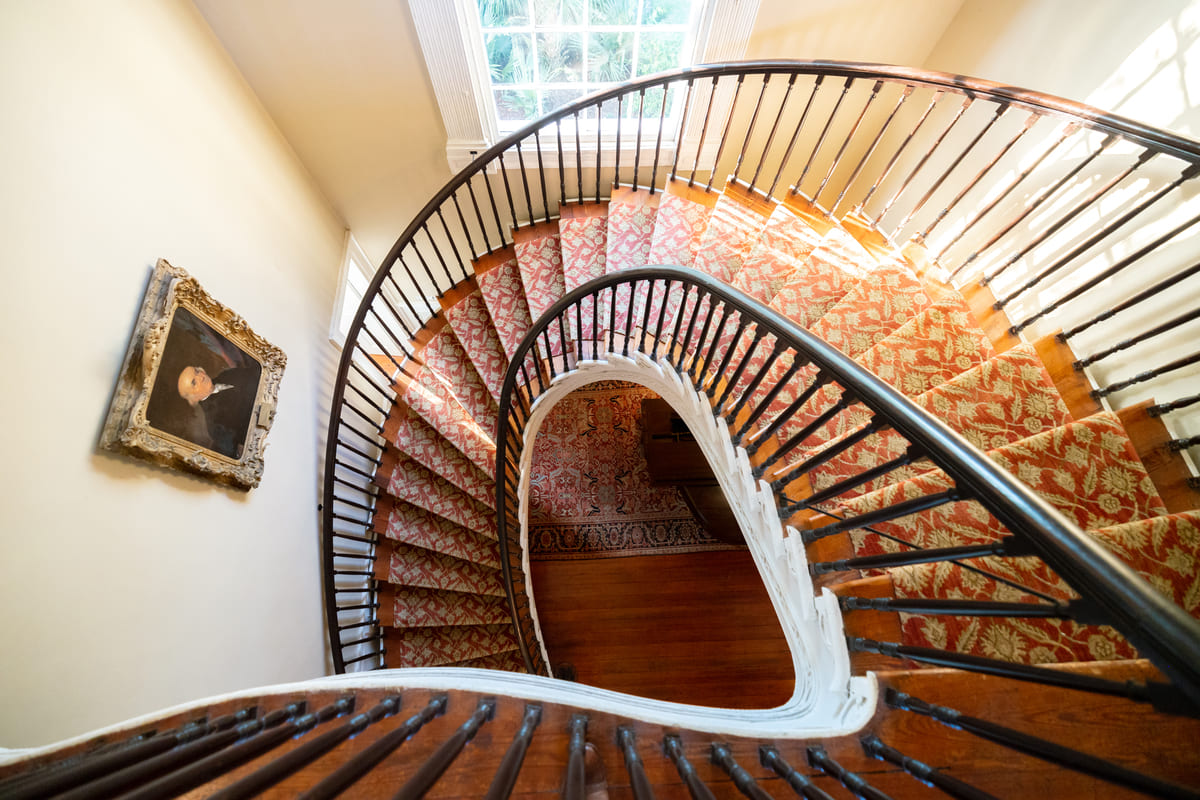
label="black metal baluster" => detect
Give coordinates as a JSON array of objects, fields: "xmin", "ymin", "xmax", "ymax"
[
  {"xmin": 849, "ymin": 637, "xmax": 1191, "ymax": 706},
  {"xmin": 409, "ymin": 243, "xmax": 445, "ymax": 301},
  {"xmin": 1073, "ymin": 307, "xmax": 1200, "ymax": 369},
  {"xmin": 861, "ymin": 736, "xmax": 1000, "ymax": 800},
  {"xmin": 435, "ymin": 210, "xmax": 471, "ymax": 283},
  {"xmin": 651, "ymin": 279, "xmax": 673, "ymax": 360},
  {"xmin": 733, "ymin": 356, "xmax": 806, "ymax": 443},
  {"xmin": 742, "ymin": 368, "xmax": 830, "ymax": 458},
  {"xmin": 1092, "ymin": 350, "xmax": 1200, "ymax": 400},
  {"xmin": 634, "ymin": 87, "xmax": 646, "ymax": 187},
  {"xmin": 814, "ymin": 79, "xmax": 882, "ymax": 209},
  {"xmin": 886, "ymin": 690, "xmax": 1200, "ymax": 798},
  {"xmin": 556, "ymin": 121, "xmax": 566, "ymax": 212},
  {"xmin": 724, "ymin": 339, "xmax": 780, "ymax": 419},
  {"xmin": 574, "ymin": 109, "xmax": 584, "ymax": 202},
  {"xmin": 466, "ymin": 178, "xmax": 496, "ymax": 255},
  {"xmin": 716, "ymin": 329, "xmax": 765, "ymax": 412},
  {"xmin": 893, "ymin": 102, "xmax": 1012, "ymax": 234},
  {"xmin": 596, "ymin": 101, "xmax": 604, "ymax": 203},
  {"xmin": 995, "ymin": 163, "xmax": 1199, "ymax": 309},
  {"xmin": 664, "ymin": 735, "xmax": 717, "ymax": 800},
  {"xmin": 562, "ymin": 713, "xmax": 589, "ymax": 800},
  {"xmin": 650, "ymin": 84, "xmax": 669, "ymax": 193},
  {"xmin": 936, "ymin": 122, "xmax": 1079, "ymax": 261},
  {"xmin": 483, "ymin": 704, "xmax": 542, "ymax": 800},
  {"xmin": 854, "ymin": 88, "xmax": 943, "ymax": 216},
  {"xmin": 950, "ymin": 131, "xmax": 1117, "ymax": 280},
  {"xmin": 758, "ymin": 745, "xmax": 836, "ymax": 800},
  {"xmin": 5, "ymin": 711, "xmax": 249, "ymax": 800},
  {"xmin": 767, "ymin": 74, "xmax": 824, "ymax": 199},
  {"xmin": 690, "ymin": 77, "xmax": 719, "ymax": 188},
  {"xmin": 916, "ymin": 110, "xmax": 1038, "ymax": 244},
  {"xmin": 694, "ymin": 304, "xmax": 732, "ymax": 383},
  {"xmin": 451, "ymin": 191, "xmax": 479, "ymax": 261},
  {"xmin": 615, "ymin": 94, "xmax": 624, "ymax": 188},
  {"xmin": 800, "ymin": 488, "xmax": 963, "ymax": 543},
  {"xmin": 752, "ymin": 388, "xmax": 860, "ymax": 476},
  {"xmin": 705, "ymin": 316, "xmax": 750, "ymax": 399},
  {"xmin": 705, "ymin": 74, "xmax": 746, "ymax": 193},
  {"xmin": 391, "ymin": 697, "xmax": 497, "ymax": 800},
  {"xmin": 535, "ymin": 130, "xmax": 551, "ymax": 224},
  {"xmin": 748, "ymin": 73, "xmax": 796, "ymax": 194},
  {"xmin": 1151, "ymin": 393, "xmax": 1200, "ymax": 417},
  {"xmin": 301, "ymin": 694, "xmax": 447, "ymax": 800},
  {"xmin": 807, "ymin": 746, "xmax": 895, "ymax": 800},
  {"xmin": 831, "ymin": 84, "xmax": 913, "ymax": 215},
  {"xmin": 1030, "ymin": 229, "xmax": 1200, "ymax": 337},
  {"xmin": 771, "ymin": 418, "xmax": 887, "ymax": 493},
  {"xmin": 793, "ymin": 76, "xmax": 852, "ymax": 198},
  {"xmin": 516, "ymin": 139, "xmax": 536, "ymax": 224},
  {"xmin": 122, "ymin": 698, "xmax": 353, "ymax": 800},
  {"xmin": 980, "ymin": 148, "xmax": 1151, "ymax": 286},
  {"xmin": 873, "ymin": 95, "xmax": 971, "ymax": 226},
  {"xmin": 614, "ymin": 727, "xmax": 656, "ymax": 800},
  {"xmin": 671, "ymin": 78, "xmax": 696, "ymax": 182},
  {"xmin": 732, "ymin": 73, "xmax": 771, "ymax": 185},
  {"xmin": 793, "ymin": 445, "xmax": 922, "ymax": 508},
  {"xmin": 499, "ymin": 148, "xmax": 520, "ymax": 233},
  {"xmin": 1065, "ymin": 260, "xmax": 1195, "ymax": 340},
  {"xmin": 710, "ymin": 743, "xmax": 772, "ymax": 799}
]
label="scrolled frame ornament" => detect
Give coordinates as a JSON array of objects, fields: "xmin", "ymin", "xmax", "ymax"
[{"xmin": 100, "ymin": 259, "xmax": 286, "ymax": 490}]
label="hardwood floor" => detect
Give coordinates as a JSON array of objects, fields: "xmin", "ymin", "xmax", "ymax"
[{"xmin": 529, "ymin": 550, "xmax": 795, "ymax": 709}]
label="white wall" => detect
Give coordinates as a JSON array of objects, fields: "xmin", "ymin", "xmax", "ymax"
[
  {"xmin": 924, "ymin": 0, "xmax": 1200, "ymax": 137},
  {"xmin": 0, "ymin": 0, "xmax": 345, "ymax": 746}
]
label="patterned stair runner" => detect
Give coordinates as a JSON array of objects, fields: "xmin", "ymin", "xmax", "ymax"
[{"xmin": 367, "ymin": 174, "xmax": 1198, "ymax": 676}]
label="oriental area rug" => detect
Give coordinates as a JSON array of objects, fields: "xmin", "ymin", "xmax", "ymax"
[{"xmin": 526, "ymin": 381, "xmax": 745, "ymax": 560}]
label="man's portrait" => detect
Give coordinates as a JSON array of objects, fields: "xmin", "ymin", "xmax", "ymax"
[
  {"xmin": 102, "ymin": 259, "xmax": 285, "ymax": 490},
  {"xmin": 144, "ymin": 306, "xmax": 263, "ymax": 460}
]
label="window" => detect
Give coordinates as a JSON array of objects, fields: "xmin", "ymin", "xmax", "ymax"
[
  {"xmin": 410, "ymin": 0, "xmax": 761, "ymax": 170},
  {"xmin": 330, "ymin": 232, "xmax": 374, "ymax": 346},
  {"xmin": 478, "ymin": 0, "xmax": 703, "ymax": 133}
]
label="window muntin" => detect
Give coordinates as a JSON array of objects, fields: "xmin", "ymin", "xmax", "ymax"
[{"xmin": 477, "ymin": 0, "xmax": 702, "ymax": 133}]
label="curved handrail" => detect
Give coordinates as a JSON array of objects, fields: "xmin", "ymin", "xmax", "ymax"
[
  {"xmin": 322, "ymin": 58, "xmax": 1200, "ymax": 676},
  {"xmin": 493, "ymin": 266, "xmax": 1200, "ymax": 704}
]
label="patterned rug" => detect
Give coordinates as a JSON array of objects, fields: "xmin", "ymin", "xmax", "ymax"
[{"xmin": 527, "ymin": 381, "xmax": 745, "ymax": 560}]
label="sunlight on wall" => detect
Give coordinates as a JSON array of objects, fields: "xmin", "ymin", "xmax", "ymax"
[{"xmin": 1086, "ymin": 1, "xmax": 1200, "ymax": 137}]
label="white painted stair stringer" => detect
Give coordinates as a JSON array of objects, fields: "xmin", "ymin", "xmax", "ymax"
[{"xmin": 512, "ymin": 350, "xmax": 875, "ymax": 736}]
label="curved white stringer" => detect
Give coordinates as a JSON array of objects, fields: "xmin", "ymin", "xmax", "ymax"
[{"xmin": 512, "ymin": 347, "xmax": 877, "ymax": 737}]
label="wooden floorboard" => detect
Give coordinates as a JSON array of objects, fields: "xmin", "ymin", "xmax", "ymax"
[{"xmin": 530, "ymin": 550, "xmax": 795, "ymax": 709}]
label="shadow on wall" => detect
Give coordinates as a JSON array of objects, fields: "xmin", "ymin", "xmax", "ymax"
[{"xmin": 1086, "ymin": 2, "xmax": 1200, "ymax": 138}]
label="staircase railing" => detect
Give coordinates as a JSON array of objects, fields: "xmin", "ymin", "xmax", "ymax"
[
  {"xmin": 494, "ymin": 266, "xmax": 1200, "ymax": 711},
  {"xmin": 322, "ymin": 60, "xmax": 1200, "ymax": 677}
]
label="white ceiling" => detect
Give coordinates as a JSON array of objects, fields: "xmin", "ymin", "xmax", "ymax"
[{"xmin": 192, "ymin": 0, "xmax": 966, "ymax": 266}]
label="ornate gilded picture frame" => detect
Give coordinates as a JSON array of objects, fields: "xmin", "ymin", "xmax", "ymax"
[{"xmin": 101, "ymin": 259, "xmax": 286, "ymax": 490}]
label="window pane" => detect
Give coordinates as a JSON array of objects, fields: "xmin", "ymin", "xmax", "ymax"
[
  {"xmin": 589, "ymin": 0, "xmax": 637, "ymax": 25},
  {"xmin": 636, "ymin": 32, "xmax": 684, "ymax": 76},
  {"xmin": 486, "ymin": 33, "xmax": 534, "ymax": 84},
  {"xmin": 495, "ymin": 89, "xmax": 539, "ymax": 121},
  {"xmin": 588, "ymin": 32, "xmax": 633, "ymax": 82},
  {"xmin": 641, "ymin": 0, "xmax": 694, "ymax": 24},
  {"xmin": 543, "ymin": 88, "xmax": 584, "ymax": 115},
  {"xmin": 477, "ymin": 0, "xmax": 529, "ymax": 26},
  {"xmin": 537, "ymin": 33, "xmax": 582, "ymax": 82},
  {"xmin": 533, "ymin": 0, "xmax": 583, "ymax": 25}
]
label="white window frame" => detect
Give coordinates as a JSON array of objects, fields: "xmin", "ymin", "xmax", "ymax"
[
  {"xmin": 329, "ymin": 231, "xmax": 375, "ymax": 347},
  {"xmin": 410, "ymin": 0, "xmax": 762, "ymax": 172}
]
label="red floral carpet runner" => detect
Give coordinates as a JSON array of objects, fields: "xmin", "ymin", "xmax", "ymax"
[{"xmin": 527, "ymin": 381, "xmax": 745, "ymax": 560}]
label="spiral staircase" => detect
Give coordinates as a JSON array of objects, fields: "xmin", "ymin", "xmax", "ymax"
[{"xmin": 4, "ymin": 62, "xmax": 1200, "ymax": 798}]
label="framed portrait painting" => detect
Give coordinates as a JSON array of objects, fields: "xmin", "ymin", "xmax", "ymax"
[{"xmin": 101, "ymin": 259, "xmax": 286, "ymax": 490}]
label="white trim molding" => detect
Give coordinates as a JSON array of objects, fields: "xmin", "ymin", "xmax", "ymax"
[
  {"xmin": 410, "ymin": 0, "xmax": 763, "ymax": 172},
  {"xmin": 512, "ymin": 351, "xmax": 874, "ymax": 736}
]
